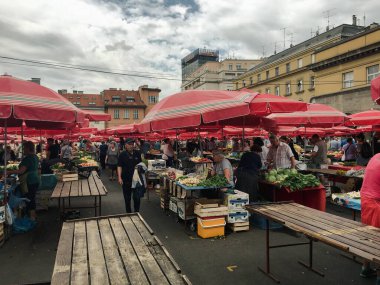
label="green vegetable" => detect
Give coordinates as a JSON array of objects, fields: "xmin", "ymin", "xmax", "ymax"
[{"xmin": 198, "ymin": 175, "xmax": 229, "ymax": 187}]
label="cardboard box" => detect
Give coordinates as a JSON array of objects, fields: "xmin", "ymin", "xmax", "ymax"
[
  {"xmin": 227, "ymin": 210, "xmax": 249, "ymax": 223},
  {"xmin": 177, "ymin": 199, "xmax": 197, "ymax": 220},
  {"xmin": 169, "ymin": 197, "xmax": 179, "ymax": 213},
  {"xmin": 148, "ymin": 159, "xmax": 166, "ymax": 171},
  {"xmin": 223, "ymin": 190, "xmax": 249, "ymax": 210}
]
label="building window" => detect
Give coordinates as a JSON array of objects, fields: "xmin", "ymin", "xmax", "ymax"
[
  {"xmin": 275, "ymin": 67, "xmax": 279, "ymax": 76},
  {"xmin": 311, "ymin": 54, "xmax": 316, "ymax": 64},
  {"xmin": 297, "ymin": 79, "xmax": 303, "ymax": 92},
  {"xmin": 69, "ymin": 96, "xmax": 73, "ymax": 99},
  {"xmin": 266, "ymin": 70, "xmax": 270, "ymax": 80},
  {"xmin": 310, "ymin": 76, "xmax": 315, "ymax": 89},
  {"xmin": 275, "ymin": 86, "xmax": 280, "ymax": 96},
  {"xmin": 114, "ymin": 109, "xmax": 120, "ymax": 119},
  {"xmin": 367, "ymin": 65, "xmax": 380, "ymax": 83},
  {"xmin": 286, "ymin": 82, "xmax": 291, "ymax": 95},
  {"xmin": 286, "ymin": 63, "xmax": 291, "ymax": 73},
  {"xmin": 236, "ymin": 64, "xmax": 242, "ymax": 70},
  {"xmin": 124, "ymin": 109, "xmax": 130, "ymax": 119},
  {"xmin": 297, "ymin": 58, "xmax": 303, "ymax": 68},
  {"xmin": 228, "ymin": 64, "xmax": 233, "ymax": 71},
  {"xmin": 250, "ymin": 77, "xmax": 253, "ymax": 85},
  {"xmin": 257, "ymin": 74, "xmax": 261, "ymax": 82},
  {"xmin": 265, "ymin": 88, "xmax": 271, "ymax": 94},
  {"xmin": 148, "ymin": 95, "xmax": 157, "ymax": 104},
  {"xmin": 242, "ymin": 80, "xmax": 246, "ymax": 87},
  {"xmin": 112, "ymin": 96, "xmax": 121, "ymax": 102},
  {"xmin": 76, "ymin": 96, "xmax": 80, "ymax": 99},
  {"xmin": 88, "ymin": 102, "xmax": 96, "ymax": 105},
  {"xmin": 133, "ymin": 109, "xmax": 139, "ymax": 119},
  {"xmin": 343, "ymin": 71, "xmax": 354, "ymax": 88}
]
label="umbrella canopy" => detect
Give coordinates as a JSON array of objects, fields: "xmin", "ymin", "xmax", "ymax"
[
  {"xmin": 345, "ymin": 110, "xmax": 380, "ymax": 126},
  {"xmin": 79, "ymin": 109, "xmax": 111, "ymax": 121},
  {"xmin": 0, "ymin": 75, "xmax": 84, "ymax": 126},
  {"xmin": 371, "ymin": 76, "xmax": 380, "ymax": 104},
  {"xmin": 263, "ymin": 103, "xmax": 346, "ymax": 128},
  {"xmin": 138, "ymin": 90, "xmax": 307, "ymax": 132}
]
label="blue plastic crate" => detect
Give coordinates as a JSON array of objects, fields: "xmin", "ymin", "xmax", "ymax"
[
  {"xmin": 251, "ymin": 213, "xmax": 283, "ymax": 230},
  {"xmin": 38, "ymin": 174, "xmax": 57, "ymax": 191}
]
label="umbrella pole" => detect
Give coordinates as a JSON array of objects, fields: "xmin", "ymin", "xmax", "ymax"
[
  {"xmin": 21, "ymin": 122, "xmax": 24, "ymax": 157},
  {"xmin": 198, "ymin": 127, "xmax": 203, "ymax": 155},
  {"xmin": 3, "ymin": 120, "xmax": 7, "ymax": 201},
  {"xmin": 242, "ymin": 116, "xmax": 246, "ymax": 151}
]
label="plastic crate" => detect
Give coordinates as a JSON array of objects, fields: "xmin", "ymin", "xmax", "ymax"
[
  {"xmin": 197, "ymin": 217, "xmax": 226, "ymax": 238},
  {"xmin": 251, "ymin": 213, "xmax": 283, "ymax": 230},
  {"xmin": 39, "ymin": 174, "xmax": 57, "ymax": 191}
]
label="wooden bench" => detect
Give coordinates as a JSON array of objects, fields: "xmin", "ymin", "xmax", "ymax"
[
  {"xmin": 246, "ymin": 202, "xmax": 380, "ymax": 283},
  {"xmin": 51, "ymin": 171, "xmax": 107, "ymax": 217},
  {"xmin": 51, "ymin": 213, "xmax": 191, "ymax": 285}
]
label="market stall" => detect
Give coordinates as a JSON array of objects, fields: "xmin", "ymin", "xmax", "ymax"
[{"xmin": 259, "ymin": 169, "xmax": 326, "ymax": 211}]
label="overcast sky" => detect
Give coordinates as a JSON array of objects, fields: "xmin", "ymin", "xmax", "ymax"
[{"xmin": 0, "ymin": 0, "xmax": 379, "ymax": 98}]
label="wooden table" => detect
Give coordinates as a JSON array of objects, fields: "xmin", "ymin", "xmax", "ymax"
[
  {"xmin": 246, "ymin": 202, "xmax": 380, "ymax": 283},
  {"xmin": 51, "ymin": 213, "xmax": 191, "ymax": 285},
  {"xmin": 51, "ymin": 171, "xmax": 107, "ymax": 217}
]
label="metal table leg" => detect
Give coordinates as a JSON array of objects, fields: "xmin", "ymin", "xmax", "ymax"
[
  {"xmin": 298, "ymin": 239, "xmax": 325, "ymax": 276},
  {"xmin": 99, "ymin": 196, "xmax": 102, "ymax": 216}
]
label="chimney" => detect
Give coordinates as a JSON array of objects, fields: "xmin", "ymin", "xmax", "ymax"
[
  {"xmin": 326, "ymin": 26, "xmax": 330, "ymax": 32},
  {"xmin": 30, "ymin": 78, "xmax": 41, "ymax": 85},
  {"xmin": 352, "ymin": 15, "xmax": 357, "ymax": 26}
]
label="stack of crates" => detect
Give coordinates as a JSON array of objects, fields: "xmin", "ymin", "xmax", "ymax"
[
  {"xmin": 224, "ymin": 190, "xmax": 250, "ymax": 232},
  {"xmin": 194, "ymin": 199, "xmax": 228, "ymax": 238},
  {"xmin": 159, "ymin": 177, "xmax": 170, "ymax": 210}
]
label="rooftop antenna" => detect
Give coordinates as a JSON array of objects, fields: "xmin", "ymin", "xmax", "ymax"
[
  {"xmin": 323, "ymin": 9, "xmax": 336, "ymax": 31},
  {"xmin": 261, "ymin": 45, "xmax": 266, "ymax": 58},
  {"xmin": 287, "ymin": 32, "xmax": 294, "ymax": 46},
  {"xmin": 310, "ymin": 28, "xmax": 314, "ymax": 38},
  {"xmin": 274, "ymin": 42, "xmax": 279, "ymax": 54},
  {"xmin": 280, "ymin": 27, "xmax": 288, "ymax": 49},
  {"xmin": 363, "ymin": 12, "xmax": 366, "ymax": 26}
]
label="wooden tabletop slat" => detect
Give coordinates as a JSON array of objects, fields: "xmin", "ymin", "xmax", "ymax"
[
  {"xmin": 131, "ymin": 216, "xmax": 184, "ymax": 284},
  {"xmin": 247, "ymin": 203, "xmax": 380, "ymax": 261},
  {"xmin": 257, "ymin": 206, "xmax": 380, "ymax": 255},
  {"xmin": 98, "ymin": 219, "xmax": 130, "ymax": 285},
  {"xmin": 51, "ymin": 222, "xmax": 75, "ymax": 285},
  {"xmin": 70, "ymin": 180, "xmax": 80, "ymax": 197},
  {"xmin": 61, "ymin": 182, "xmax": 71, "ymax": 198},
  {"xmin": 88, "ymin": 174, "xmax": 99, "ymax": 196},
  {"xmin": 86, "ymin": 220, "xmax": 110, "ymax": 285},
  {"xmin": 52, "ymin": 214, "xmax": 187, "ymax": 285},
  {"xmin": 109, "ymin": 217, "xmax": 150, "ymax": 285},
  {"xmin": 278, "ymin": 203, "xmax": 380, "ymax": 244},
  {"xmin": 120, "ymin": 216, "xmax": 170, "ymax": 285},
  {"xmin": 81, "ymin": 179, "xmax": 91, "ymax": 197},
  {"xmin": 51, "ymin": 182, "xmax": 64, "ymax": 198},
  {"xmin": 70, "ymin": 221, "xmax": 89, "ymax": 285},
  {"xmin": 93, "ymin": 172, "xmax": 107, "ymax": 195}
]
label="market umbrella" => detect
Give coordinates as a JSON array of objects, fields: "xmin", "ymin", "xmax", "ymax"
[
  {"xmin": 263, "ymin": 103, "xmax": 347, "ymax": 128},
  {"xmin": 79, "ymin": 109, "xmax": 111, "ymax": 122},
  {"xmin": 345, "ymin": 110, "xmax": 380, "ymax": 126},
  {"xmin": 371, "ymin": 76, "xmax": 380, "ymax": 104},
  {"xmin": 0, "ymin": 75, "xmax": 85, "ymax": 126},
  {"xmin": 138, "ymin": 90, "xmax": 307, "ymax": 132}
]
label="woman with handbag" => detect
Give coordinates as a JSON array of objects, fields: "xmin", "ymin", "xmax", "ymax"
[{"xmin": 105, "ymin": 141, "xmax": 119, "ymax": 180}]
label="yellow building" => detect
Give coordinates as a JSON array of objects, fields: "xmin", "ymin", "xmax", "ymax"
[
  {"xmin": 235, "ymin": 24, "xmax": 366, "ymax": 104},
  {"xmin": 310, "ymin": 24, "xmax": 380, "ymax": 113}
]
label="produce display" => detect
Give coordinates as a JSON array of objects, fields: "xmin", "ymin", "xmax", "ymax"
[
  {"xmin": 0, "ymin": 163, "xmax": 20, "ymax": 171},
  {"xmin": 73, "ymin": 156, "xmax": 98, "ymax": 167},
  {"xmin": 198, "ymin": 175, "xmax": 229, "ymax": 187},
  {"xmin": 52, "ymin": 163, "xmax": 66, "ymax": 170},
  {"xmin": 176, "ymin": 174, "xmax": 229, "ymax": 188},
  {"xmin": 327, "ymin": 151, "xmax": 343, "ymax": 160},
  {"xmin": 343, "ymin": 161, "xmax": 356, "ymax": 167},
  {"xmin": 190, "ymin": 157, "xmax": 212, "ymax": 163},
  {"xmin": 336, "ymin": 170, "xmax": 347, "ymax": 176},
  {"xmin": 265, "ymin": 169, "xmax": 320, "ymax": 192},
  {"xmin": 345, "ymin": 191, "xmax": 361, "ymax": 199},
  {"xmin": 346, "ymin": 169, "xmax": 365, "ymax": 178}
]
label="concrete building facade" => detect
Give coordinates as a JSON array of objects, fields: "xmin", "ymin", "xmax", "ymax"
[
  {"xmin": 234, "ymin": 22, "xmax": 366, "ymax": 106},
  {"xmin": 181, "ymin": 59, "xmax": 262, "ymax": 91}
]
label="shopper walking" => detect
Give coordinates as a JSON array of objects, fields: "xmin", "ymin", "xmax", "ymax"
[
  {"xmin": 117, "ymin": 138, "xmax": 142, "ymax": 213},
  {"xmin": 106, "ymin": 141, "xmax": 119, "ymax": 180}
]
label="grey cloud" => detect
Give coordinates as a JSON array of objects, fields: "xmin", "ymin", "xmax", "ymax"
[{"xmin": 105, "ymin": 40, "xmax": 134, "ymax": 52}]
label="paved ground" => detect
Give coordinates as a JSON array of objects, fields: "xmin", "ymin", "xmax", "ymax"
[{"xmin": 0, "ymin": 172, "xmax": 376, "ymax": 285}]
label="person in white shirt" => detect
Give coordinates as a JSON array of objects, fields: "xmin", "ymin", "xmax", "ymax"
[
  {"xmin": 267, "ymin": 135, "xmax": 296, "ymax": 169},
  {"xmin": 254, "ymin": 137, "xmax": 269, "ymax": 167}
]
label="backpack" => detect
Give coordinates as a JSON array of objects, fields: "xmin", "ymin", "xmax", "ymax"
[{"xmin": 361, "ymin": 142, "xmax": 373, "ymax": 159}]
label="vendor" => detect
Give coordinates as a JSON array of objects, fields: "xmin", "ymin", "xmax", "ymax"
[
  {"xmin": 60, "ymin": 140, "xmax": 73, "ymax": 160},
  {"xmin": 211, "ymin": 150, "xmax": 234, "ymax": 185},
  {"xmin": 358, "ymin": 153, "xmax": 380, "ymax": 281},
  {"xmin": 46, "ymin": 138, "xmax": 59, "ymax": 160},
  {"xmin": 309, "ymin": 134, "xmax": 328, "ymax": 168},
  {"xmin": 8, "ymin": 141, "xmax": 40, "ymax": 221},
  {"xmin": 162, "ymin": 138, "xmax": 174, "ymax": 167},
  {"xmin": 267, "ymin": 134, "xmax": 296, "ymax": 169},
  {"xmin": 235, "ymin": 144, "xmax": 262, "ymax": 201}
]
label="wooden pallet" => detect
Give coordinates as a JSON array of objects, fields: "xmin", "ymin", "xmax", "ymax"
[
  {"xmin": 56, "ymin": 172, "xmax": 79, "ymax": 182},
  {"xmin": 0, "ymin": 222, "xmax": 4, "ymax": 247},
  {"xmin": 228, "ymin": 222, "xmax": 250, "ymax": 232}
]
